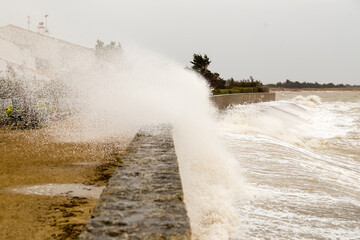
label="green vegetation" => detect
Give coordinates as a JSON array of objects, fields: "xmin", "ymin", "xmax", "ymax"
[
  {"xmin": 267, "ymin": 79, "xmax": 359, "ymax": 89},
  {"xmin": 216, "ymin": 88, "xmax": 253, "ymax": 94},
  {"xmin": 190, "ymin": 54, "xmax": 225, "ymax": 89},
  {"xmin": 95, "ymin": 40, "xmax": 122, "ymax": 61},
  {"xmin": 189, "ymin": 54, "xmax": 268, "ymax": 94},
  {"xmin": 0, "ymin": 65, "xmax": 68, "ymax": 128},
  {"xmin": 5, "ymin": 105, "xmax": 13, "ymax": 117},
  {"xmin": 213, "ymin": 86, "xmax": 269, "ymax": 95}
]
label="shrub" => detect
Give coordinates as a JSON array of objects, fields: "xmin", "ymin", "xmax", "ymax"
[
  {"xmin": 5, "ymin": 105, "xmax": 13, "ymax": 117},
  {"xmin": 0, "ymin": 112, "xmax": 8, "ymax": 125},
  {"xmin": 232, "ymin": 87, "xmax": 254, "ymax": 93},
  {"xmin": 48, "ymin": 105, "xmax": 56, "ymax": 114},
  {"xmin": 213, "ymin": 86, "xmax": 271, "ymax": 95},
  {"xmin": 218, "ymin": 89, "xmax": 230, "ymax": 94},
  {"xmin": 260, "ymin": 87, "xmax": 269, "ymax": 92},
  {"xmin": 37, "ymin": 101, "xmax": 48, "ymax": 122}
]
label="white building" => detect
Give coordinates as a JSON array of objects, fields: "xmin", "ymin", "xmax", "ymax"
[{"xmin": 0, "ymin": 24, "xmax": 95, "ymax": 80}]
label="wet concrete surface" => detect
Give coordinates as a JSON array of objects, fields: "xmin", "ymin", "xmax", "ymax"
[{"xmin": 79, "ymin": 125, "xmax": 191, "ymax": 239}]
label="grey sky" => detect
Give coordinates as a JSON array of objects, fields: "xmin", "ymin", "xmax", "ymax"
[{"xmin": 1, "ymin": 0, "xmax": 359, "ymax": 84}]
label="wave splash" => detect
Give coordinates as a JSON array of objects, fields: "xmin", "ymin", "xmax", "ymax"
[
  {"xmin": 218, "ymin": 95, "xmax": 356, "ymax": 148},
  {"xmin": 220, "ymin": 92, "xmax": 360, "ymax": 239},
  {"xmin": 66, "ymin": 45, "xmax": 247, "ymax": 240}
]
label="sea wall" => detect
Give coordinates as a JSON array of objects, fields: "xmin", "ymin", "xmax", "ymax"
[
  {"xmin": 79, "ymin": 125, "xmax": 191, "ymax": 240},
  {"xmin": 1, "ymin": 92, "xmax": 276, "ymax": 112},
  {"xmin": 211, "ymin": 92, "xmax": 276, "ymax": 109}
]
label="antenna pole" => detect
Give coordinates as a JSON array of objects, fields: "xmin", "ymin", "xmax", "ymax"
[
  {"xmin": 27, "ymin": 16, "xmax": 30, "ymax": 30},
  {"xmin": 44, "ymin": 14, "xmax": 49, "ymax": 34}
]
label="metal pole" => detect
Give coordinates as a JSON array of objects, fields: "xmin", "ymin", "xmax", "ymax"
[{"xmin": 44, "ymin": 14, "xmax": 48, "ymax": 34}]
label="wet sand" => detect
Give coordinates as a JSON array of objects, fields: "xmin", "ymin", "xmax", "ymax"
[{"xmin": 0, "ymin": 120, "xmax": 130, "ymax": 239}]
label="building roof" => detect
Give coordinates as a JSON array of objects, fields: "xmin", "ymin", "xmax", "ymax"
[
  {"xmin": 0, "ymin": 24, "xmax": 96, "ymax": 80},
  {"xmin": 0, "ymin": 24, "xmax": 93, "ymax": 51}
]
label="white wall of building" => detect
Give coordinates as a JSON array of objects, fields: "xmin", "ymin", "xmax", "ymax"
[
  {"xmin": 0, "ymin": 37, "xmax": 35, "ymax": 69},
  {"xmin": 0, "ymin": 25, "xmax": 95, "ymax": 78}
]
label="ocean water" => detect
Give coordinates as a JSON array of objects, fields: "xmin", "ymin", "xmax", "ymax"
[{"xmin": 218, "ymin": 91, "xmax": 360, "ymax": 239}]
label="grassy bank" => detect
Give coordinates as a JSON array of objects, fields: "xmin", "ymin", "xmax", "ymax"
[{"xmin": 213, "ymin": 86, "xmax": 269, "ymax": 95}]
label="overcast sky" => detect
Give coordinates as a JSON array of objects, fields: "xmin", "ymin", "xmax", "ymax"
[{"xmin": 1, "ymin": 0, "xmax": 359, "ymax": 84}]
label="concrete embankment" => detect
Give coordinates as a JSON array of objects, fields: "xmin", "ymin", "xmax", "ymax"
[
  {"xmin": 211, "ymin": 92, "xmax": 276, "ymax": 109},
  {"xmin": 79, "ymin": 125, "xmax": 191, "ymax": 240},
  {"xmin": 1, "ymin": 93, "xmax": 276, "ymax": 112}
]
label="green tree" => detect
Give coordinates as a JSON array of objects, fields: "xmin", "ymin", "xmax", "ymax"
[
  {"xmin": 95, "ymin": 40, "xmax": 122, "ymax": 61},
  {"xmin": 190, "ymin": 54, "xmax": 211, "ymax": 75},
  {"xmin": 190, "ymin": 54, "xmax": 225, "ymax": 89}
]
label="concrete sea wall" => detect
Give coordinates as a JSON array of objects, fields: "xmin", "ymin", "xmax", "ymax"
[
  {"xmin": 79, "ymin": 125, "xmax": 191, "ymax": 240},
  {"xmin": 1, "ymin": 92, "xmax": 276, "ymax": 111},
  {"xmin": 211, "ymin": 92, "xmax": 276, "ymax": 109}
]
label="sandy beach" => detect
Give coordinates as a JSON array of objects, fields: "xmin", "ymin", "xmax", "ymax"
[{"xmin": 0, "ymin": 119, "xmax": 130, "ymax": 239}]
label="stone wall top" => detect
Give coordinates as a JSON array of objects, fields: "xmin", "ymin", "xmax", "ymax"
[
  {"xmin": 211, "ymin": 92, "xmax": 276, "ymax": 109},
  {"xmin": 79, "ymin": 125, "xmax": 191, "ymax": 240}
]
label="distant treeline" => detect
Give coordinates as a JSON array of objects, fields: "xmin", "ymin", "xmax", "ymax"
[
  {"xmin": 227, "ymin": 76, "xmax": 263, "ymax": 88},
  {"xmin": 190, "ymin": 54, "xmax": 268, "ymax": 93},
  {"xmin": 267, "ymin": 79, "xmax": 359, "ymax": 89}
]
